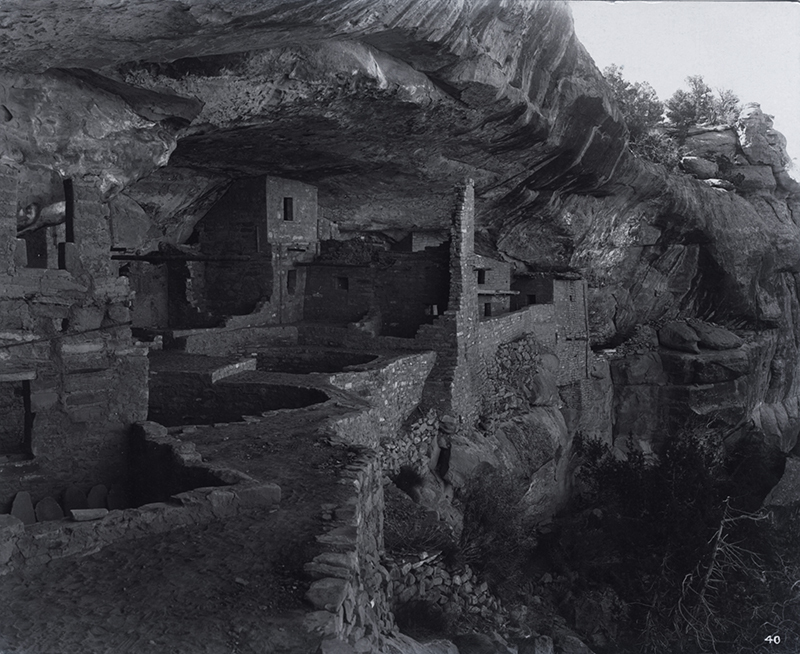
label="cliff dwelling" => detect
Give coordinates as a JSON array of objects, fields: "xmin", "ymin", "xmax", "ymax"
[{"xmin": 0, "ymin": 2, "xmax": 799, "ymax": 654}]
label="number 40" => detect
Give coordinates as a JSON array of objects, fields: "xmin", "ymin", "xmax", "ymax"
[{"xmin": 765, "ymin": 634, "xmax": 781, "ymax": 645}]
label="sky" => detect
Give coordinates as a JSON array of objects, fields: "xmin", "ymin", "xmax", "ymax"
[{"xmin": 569, "ymin": 1, "xmax": 800, "ymax": 173}]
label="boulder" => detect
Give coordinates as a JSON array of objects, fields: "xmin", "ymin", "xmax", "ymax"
[
  {"xmin": 683, "ymin": 128, "xmax": 737, "ymax": 160},
  {"xmin": 452, "ymin": 633, "xmax": 515, "ymax": 654},
  {"xmin": 383, "ymin": 634, "xmax": 459, "ymax": 654},
  {"xmin": 610, "ymin": 352, "xmax": 667, "ymax": 386},
  {"xmin": 552, "ymin": 627, "xmax": 596, "ymax": 654},
  {"xmin": 659, "ymin": 349, "xmax": 749, "ymax": 384},
  {"xmin": 764, "ymin": 457, "xmax": 800, "ymax": 507},
  {"xmin": 522, "ymin": 460, "xmax": 561, "ymax": 523},
  {"xmin": 318, "ymin": 637, "xmax": 357, "ymax": 654},
  {"xmin": 702, "ymin": 178, "xmax": 735, "ymax": 191},
  {"xmin": 517, "ymin": 636, "xmax": 554, "ymax": 654},
  {"xmin": 755, "ymin": 402, "xmax": 800, "ymax": 453},
  {"xmin": 525, "ymin": 369, "xmax": 559, "ymax": 406},
  {"xmin": 775, "ymin": 170, "xmax": 800, "ymax": 196},
  {"xmin": 680, "ymin": 156, "xmax": 718, "ymax": 179},
  {"xmin": 724, "ymin": 165, "xmax": 777, "ymax": 192},
  {"xmin": 305, "ymin": 577, "xmax": 350, "ymax": 612},
  {"xmin": 687, "ymin": 320, "xmax": 743, "ymax": 350},
  {"xmin": 736, "ymin": 103, "xmax": 790, "ymax": 170},
  {"xmin": 658, "ymin": 322, "xmax": 700, "ymax": 353}
]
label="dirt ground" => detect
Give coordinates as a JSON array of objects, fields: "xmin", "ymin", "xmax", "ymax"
[{"xmin": 0, "ymin": 402, "xmax": 364, "ymax": 654}]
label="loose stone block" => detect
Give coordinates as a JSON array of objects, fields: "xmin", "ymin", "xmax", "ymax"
[
  {"xmin": 62, "ymin": 485, "xmax": 88, "ymax": 511},
  {"xmin": 34, "ymin": 496, "xmax": 64, "ymax": 522},
  {"xmin": 306, "ymin": 577, "xmax": 350, "ymax": 612},
  {"xmin": 302, "ymin": 610, "xmax": 340, "ymax": 637},
  {"xmin": 10, "ymin": 491, "xmax": 35, "ymax": 525},
  {"xmin": 316, "ymin": 525, "xmax": 358, "ymax": 550},
  {"xmin": 70, "ymin": 508, "xmax": 108, "ymax": 521},
  {"xmin": 318, "ymin": 637, "xmax": 357, "ymax": 654},
  {"xmin": 304, "ymin": 561, "xmax": 354, "ymax": 581},
  {"xmin": 87, "ymin": 484, "xmax": 108, "ymax": 509},
  {"xmin": 107, "ymin": 484, "xmax": 127, "ymax": 510}
]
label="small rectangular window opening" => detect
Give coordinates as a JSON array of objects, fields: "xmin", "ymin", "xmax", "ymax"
[
  {"xmin": 283, "ymin": 197, "xmax": 294, "ymax": 222},
  {"xmin": 483, "ymin": 302, "xmax": 492, "ymax": 317},
  {"xmin": 287, "ymin": 269, "xmax": 297, "ymax": 295},
  {"xmin": 425, "ymin": 304, "xmax": 439, "ymax": 316},
  {"xmin": 63, "ymin": 179, "xmax": 74, "ymax": 243},
  {"xmin": 57, "ymin": 178, "xmax": 75, "ymax": 269},
  {"xmin": 527, "ymin": 294, "xmax": 537, "ymax": 305},
  {"xmin": 477, "ymin": 270, "xmax": 486, "ymax": 285},
  {"xmin": 336, "ymin": 276, "xmax": 349, "ymax": 291}
]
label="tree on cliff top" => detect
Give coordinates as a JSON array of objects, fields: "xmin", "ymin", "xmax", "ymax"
[
  {"xmin": 665, "ymin": 75, "xmax": 741, "ymax": 127},
  {"xmin": 603, "ymin": 64, "xmax": 664, "ymax": 143},
  {"xmin": 603, "ymin": 65, "xmax": 678, "ymax": 169}
]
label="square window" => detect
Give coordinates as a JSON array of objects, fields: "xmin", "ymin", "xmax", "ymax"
[{"xmin": 527, "ymin": 294, "xmax": 537, "ymax": 305}]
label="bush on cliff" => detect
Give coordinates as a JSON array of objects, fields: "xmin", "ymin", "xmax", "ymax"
[
  {"xmin": 458, "ymin": 466, "xmax": 536, "ymax": 588},
  {"xmin": 603, "ymin": 67, "xmax": 742, "ymax": 170},
  {"xmin": 550, "ymin": 430, "xmax": 800, "ymax": 654},
  {"xmin": 666, "ymin": 75, "xmax": 741, "ymax": 128},
  {"xmin": 603, "ymin": 65, "xmax": 679, "ymax": 169}
]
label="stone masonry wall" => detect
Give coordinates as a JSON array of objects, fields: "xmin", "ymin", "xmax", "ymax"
[
  {"xmin": 554, "ymin": 278, "xmax": 590, "ymax": 385},
  {"xmin": 0, "ymin": 421, "xmax": 280, "ymax": 574},
  {"xmin": 412, "ymin": 181, "xmax": 480, "ymax": 424},
  {"xmin": 196, "ymin": 177, "xmax": 272, "ymax": 318},
  {"xmin": 326, "ymin": 352, "xmax": 437, "ymax": 451},
  {"xmin": 386, "ymin": 552, "xmax": 509, "ymax": 633},
  {"xmin": 303, "ymin": 445, "xmax": 395, "ymax": 652},
  {"xmin": 303, "ymin": 248, "xmax": 449, "ymax": 338},
  {"xmin": 0, "ymin": 173, "xmax": 149, "ymax": 512}
]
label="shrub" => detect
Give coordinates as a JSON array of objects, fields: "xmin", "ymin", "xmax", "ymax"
[
  {"xmin": 665, "ymin": 75, "xmax": 741, "ymax": 128},
  {"xmin": 458, "ymin": 466, "xmax": 536, "ymax": 587},
  {"xmin": 383, "ymin": 480, "xmax": 456, "ymax": 555},
  {"xmin": 559, "ymin": 431, "xmax": 800, "ymax": 653},
  {"xmin": 602, "ymin": 65, "xmax": 679, "ymax": 169}
]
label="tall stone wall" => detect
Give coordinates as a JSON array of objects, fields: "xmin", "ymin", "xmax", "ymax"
[
  {"xmin": 0, "ymin": 173, "xmax": 149, "ymax": 511},
  {"xmin": 413, "ymin": 181, "xmax": 481, "ymax": 423},
  {"xmin": 196, "ymin": 178, "xmax": 272, "ymax": 319},
  {"xmin": 554, "ymin": 278, "xmax": 590, "ymax": 385},
  {"xmin": 303, "ymin": 249, "xmax": 449, "ymax": 338},
  {"xmin": 303, "ymin": 448, "xmax": 395, "ymax": 652}
]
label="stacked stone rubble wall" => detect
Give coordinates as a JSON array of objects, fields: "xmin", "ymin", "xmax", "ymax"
[
  {"xmin": 303, "ymin": 448, "xmax": 395, "ymax": 651},
  {"xmin": 0, "ymin": 421, "xmax": 279, "ymax": 574},
  {"xmin": 0, "ymin": 176, "xmax": 150, "ymax": 511}
]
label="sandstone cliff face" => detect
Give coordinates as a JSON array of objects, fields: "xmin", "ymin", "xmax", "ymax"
[{"xmin": 0, "ymin": 2, "xmax": 798, "ymax": 457}]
